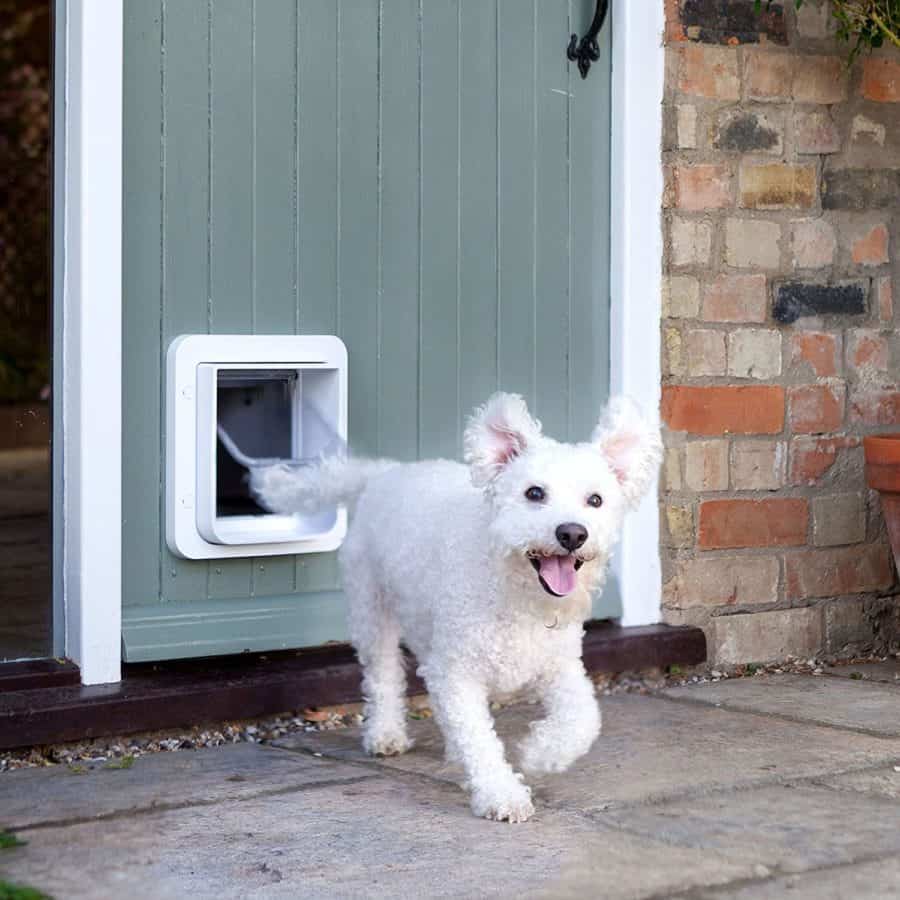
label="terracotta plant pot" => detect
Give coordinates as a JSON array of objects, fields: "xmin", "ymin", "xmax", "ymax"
[{"xmin": 864, "ymin": 433, "xmax": 900, "ymax": 573}]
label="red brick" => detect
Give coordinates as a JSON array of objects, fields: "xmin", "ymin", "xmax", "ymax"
[
  {"xmin": 790, "ymin": 332, "xmax": 838, "ymax": 378},
  {"xmin": 665, "ymin": 0, "xmax": 687, "ymax": 43},
  {"xmin": 699, "ymin": 498, "xmax": 808, "ymax": 549},
  {"xmin": 788, "ymin": 384, "xmax": 844, "ymax": 434},
  {"xmin": 702, "ymin": 274, "xmax": 767, "ymax": 323},
  {"xmin": 851, "ymin": 224, "xmax": 889, "ymax": 266},
  {"xmin": 678, "ymin": 44, "xmax": 740, "ymax": 100},
  {"xmin": 673, "ymin": 165, "xmax": 731, "ymax": 211},
  {"xmin": 862, "ymin": 57, "xmax": 900, "ymax": 103},
  {"xmin": 789, "ymin": 436, "xmax": 860, "ymax": 485},
  {"xmin": 662, "ymin": 386, "xmax": 785, "ymax": 436},
  {"xmin": 878, "ymin": 277, "xmax": 893, "ymax": 321},
  {"xmin": 745, "ymin": 50, "xmax": 793, "ymax": 101},
  {"xmin": 849, "ymin": 390, "xmax": 900, "ymax": 427},
  {"xmin": 793, "ymin": 55, "xmax": 848, "ymax": 104},
  {"xmin": 786, "ymin": 544, "xmax": 894, "ymax": 599},
  {"xmin": 848, "ymin": 329, "xmax": 889, "ymax": 371}
]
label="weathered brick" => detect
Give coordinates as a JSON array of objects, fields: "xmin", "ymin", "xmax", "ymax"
[
  {"xmin": 851, "ymin": 114, "xmax": 886, "ymax": 146},
  {"xmin": 727, "ymin": 329, "xmax": 781, "ymax": 380},
  {"xmin": 663, "ymin": 275, "xmax": 701, "ymax": 319},
  {"xmin": 790, "ymin": 331, "xmax": 839, "ymax": 378},
  {"xmin": 699, "ymin": 498, "xmax": 808, "ymax": 549},
  {"xmin": 715, "ymin": 608, "xmax": 823, "ymax": 665},
  {"xmin": 680, "ymin": 0, "xmax": 787, "ymax": 45},
  {"xmin": 731, "ymin": 440, "xmax": 785, "ymax": 491},
  {"xmin": 676, "ymin": 104, "xmax": 698, "ymax": 149},
  {"xmin": 847, "ymin": 329, "xmax": 889, "ymax": 372},
  {"xmin": 786, "ymin": 543, "xmax": 894, "ymax": 599},
  {"xmin": 793, "ymin": 55, "xmax": 848, "ymax": 104},
  {"xmin": 877, "ymin": 277, "xmax": 893, "ymax": 321},
  {"xmin": 851, "ymin": 223, "xmax": 889, "ymax": 266},
  {"xmin": 678, "ymin": 44, "xmax": 740, "ymax": 99},
  {"xmin": 725, "ymin": 218, "xmax": 781, "ymax": 269},
  {"xmin": 685, "ymin": 329, "xmax": 727, "ymax": 377},
  {"xmin": 744, "ymin": 50, "xmax": 793, "ymax": 101},
  {"xmin": 714, "ymin": 110, "xmax": 782, "ymax": 154},
  {"xmin": 684, "ymin": 439, "xmax": 729, "ymax": 492},
  {"xmin": 740, "ymin": 163, "xmax": 816, "ymax": 210},
  {"xmin": 791, "ymin": 219, "xmax": 836, "ymax": 269},
  {"xmin": 795, "ymin": 110, "xmax": 840, "ymax": 155},
  {"xmin": 773, "ymin": 282, "xmax": 867, "ymax": 324},
  {"xmin": 664, "ymin": 327, "xmax": 685, "ymax": 377},
  {"xmin": 812, "ymin": 492, "xmax": 866, "ymax": 547},
  {"xmin": 702, "ymin": 273, "xmax": 767, "ymax": 323},
  {"xmin": 662, "ymin": 385, "xmax": 785, "ymax": 435},
  {"xmin": 788, "ymin": 384, "xmax": 844, "ymax": 434},
  {"xmin": 670, "ymin": 218, "xmax": 713, "ymax": 267},
  {"xmin": 825, "ymin": 598, "xmax": 882, "ymax": 657},
  {"xmin": 673, "ymin": 165, "xmax": 732, "ymax": 210},
  {"xmin": 796, "ymin": 1, "xmax": 836, "ymax": 39},
  {"xmin": 665, "ymin": 504, "xmax": 695, "ymax": 548},
  {"xmin": 664, "ymin": 446, "xmax": 684, "ymax": 491},
  {"xmin": 823, "ymin": 169, "xmax": 900, "ymax": 211},
  {"xmin": 849, "ymin": 390, "xmax": 900, "ymax": 426},
  {"xmin": 861, "ymin": 57, "xmax": 900, "ymax": 103},
  {"xmin": 663, "ymin": 556, "xmax": 780, "ymax": 611},
  {"xmin": 789, "ymin": 436, "xmax": 860, "ymax": 485}
]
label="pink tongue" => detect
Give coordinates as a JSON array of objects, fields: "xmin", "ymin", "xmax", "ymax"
[{"xmin": 538, "ymin": 556, "xmax": 578, "ymax": 596}]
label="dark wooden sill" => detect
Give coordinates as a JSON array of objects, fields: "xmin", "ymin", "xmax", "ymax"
[{"xmin": 0, "ymin": 623, "xmax": 705, "ymax": 751}]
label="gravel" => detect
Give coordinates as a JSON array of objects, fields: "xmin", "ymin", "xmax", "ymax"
[{"xmin": 3, "ymin": 653, "xmax": 895, "ymax": 774}]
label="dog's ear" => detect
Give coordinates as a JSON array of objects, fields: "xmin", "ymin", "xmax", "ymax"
[
  {"xmin": 464, "ymin": 393, "xmax": 542, "ymax": 487},
  {"xmin": 591, "ymin": 397, "xmax": 663, "ymax": 508}
]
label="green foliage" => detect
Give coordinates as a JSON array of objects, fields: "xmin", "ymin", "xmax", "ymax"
[
  {"xmin": 757, "ymin": 0, "xmax": 900, "ymax": 61},
  {"xmin": 0, "ymin": 832, "xmax": 26, "ymax": 850},
  {"xmin": 0, "ymin": 881, "xmax": 52, "ymax": 900}
]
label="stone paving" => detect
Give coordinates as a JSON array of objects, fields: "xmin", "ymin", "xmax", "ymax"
[{"xmin": 2, "ymin": 663, "xmax": 900, "ymax": 899}]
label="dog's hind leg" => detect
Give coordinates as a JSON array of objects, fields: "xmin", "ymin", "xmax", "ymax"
[{"xmin": 345, "ymin": 568, "xmax": 411, "ymax": 757}]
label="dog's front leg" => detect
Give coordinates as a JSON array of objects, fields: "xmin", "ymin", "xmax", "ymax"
[
  {"xmin": 426, "ymin": 672, "xmax": 534, "ymax": 823},
  {"xmin": 519, "ymin": 662, "xmax": 601, "ymax": 775}
]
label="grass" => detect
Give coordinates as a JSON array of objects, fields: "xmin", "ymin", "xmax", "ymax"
[
  {"xmin": 103, "ymin": 754, "xmax": 135, "ymax": 771},
  {"xmin": 0, "ymin": 833, "xmax": 25, "ymax": 851},
  {"xmin": 0, "ymin": 881, "xmax": 52, "ymax": 900}
]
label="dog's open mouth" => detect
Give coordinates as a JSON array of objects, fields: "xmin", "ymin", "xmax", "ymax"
[{"xmin": 528, "ymin": 553, "xmax": 584, "ymax": 598}]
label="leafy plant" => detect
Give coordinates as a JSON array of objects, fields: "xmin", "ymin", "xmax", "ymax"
[
  {"xmin": 758, "ymin": 0, "xmax": 900, "ymax": 61},
  {"xmin": 0, "ymin": 881, "xmax": 52, "ymax": 900},
  {"xmin": 0, "ymin": 832, "xmax": 26, "ymax": 850}
]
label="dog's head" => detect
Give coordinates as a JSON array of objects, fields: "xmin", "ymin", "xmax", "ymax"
[{"xmin": 463, "ymin": 393, "xmax": 662, "ymax": 600}]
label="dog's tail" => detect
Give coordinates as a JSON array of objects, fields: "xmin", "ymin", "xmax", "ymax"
[{"xmin": 250, "ymin": 456, "xmax": 397, "ymax": 515}]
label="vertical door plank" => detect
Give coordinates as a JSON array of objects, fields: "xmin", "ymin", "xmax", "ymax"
[
  {"xmin": 533, "ymin": 0, "xmax": 570, "ymax": 441},
  {"xmin": 251, "ymin": 0, "xmax": 299, "ymax": 596},
  {"xmin": 418, "ymin": 0, "xmax": 460, "ymax": 460},
  {"xmin": 123, "ymin": 1, "xmax": 164, "ymax": 610},
  {"xmin": 457, "ymin": 0, "xmax": 500, "ymax": 438},
  {"xmin": 378, "ymin": 0, "xmax": 421, "ymax": 461},
  {"xmin": 161, "ymin": 0, "xmax": 213, "ymax": 604},
  {"xmin": 207, "ymin": 0, "xmax": 254, "ymax": 600},
  {"xmin": 496, "ymin": 0, "xmax": 538, "ymax": 403}
]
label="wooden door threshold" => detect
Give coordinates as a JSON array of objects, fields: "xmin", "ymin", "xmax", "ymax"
[{"xmin": 0, "ymin": 622, "xmax": 705, "ymax": 751}]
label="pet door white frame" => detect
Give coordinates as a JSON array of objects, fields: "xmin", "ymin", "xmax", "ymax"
[{"xmin": 60, "ymin": 0, "xmax": 665, "ymax": 684}]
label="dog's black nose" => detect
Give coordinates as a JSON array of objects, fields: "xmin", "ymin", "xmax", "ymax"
[{"xmin": 555, "ymin": 522, "xmax": 588, "ymax": 552}]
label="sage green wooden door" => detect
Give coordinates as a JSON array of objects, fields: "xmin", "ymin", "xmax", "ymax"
[{"xmin": 122, "ymin": 0, "xmax": 614, "ymax": 661}]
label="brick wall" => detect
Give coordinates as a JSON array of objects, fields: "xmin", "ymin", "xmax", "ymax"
[{"xmin": 660, "ymin": 0, "xmax": 900, "ymax": 664}]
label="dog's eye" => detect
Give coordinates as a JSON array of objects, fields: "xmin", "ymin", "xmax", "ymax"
[
  {"xmin": 524, "ymin": 486, "xmax": 545, "ymax": 503},
  {"xmin": 586, "ymin": 493, "xmax": 603, "ymax": 508}
]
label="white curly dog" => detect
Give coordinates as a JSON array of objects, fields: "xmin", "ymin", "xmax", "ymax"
[{"xmin": 253, "ymin": 393, "xmax": 661, "ymax": 823}]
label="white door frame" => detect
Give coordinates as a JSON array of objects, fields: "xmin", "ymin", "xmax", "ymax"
[
  {"xmin": 58, "ymin": 0, "xmax": 663, "ymax": 684},
  {"xmin": 57, "ymin": 0, "xmax": 123, "ymax": 685}
]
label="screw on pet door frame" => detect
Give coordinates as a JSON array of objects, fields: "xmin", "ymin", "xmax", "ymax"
[{"xmin": 566, "ymin": 0, "xmax": 609, "ymax": 80}]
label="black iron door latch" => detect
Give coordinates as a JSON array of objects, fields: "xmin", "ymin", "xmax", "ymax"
[{"xmin": 567, "ymin": 0, "xmax": 610, "ymax": 80}]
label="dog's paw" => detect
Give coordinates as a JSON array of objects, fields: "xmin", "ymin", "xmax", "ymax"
[
  {"xmin": 363, "ymin": 731, "xmax": 413, "ymax": 757},
  {"xmin": 470, "ymin": 775, "xmax": 535, "ymax": 823}
]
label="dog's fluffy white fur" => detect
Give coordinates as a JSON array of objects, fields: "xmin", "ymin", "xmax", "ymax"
[{"xmin": 253, "ymin": 393, "xmax": 661, "ymax": 823}]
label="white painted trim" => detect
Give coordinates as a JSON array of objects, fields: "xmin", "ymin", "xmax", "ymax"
[
  {"xmin": 609, "ymin": 0, "xmax": 665, "ymax": 626},
  {"xmin": 60, "ymin": 0, "xmax": 124, "ymax": 684}
]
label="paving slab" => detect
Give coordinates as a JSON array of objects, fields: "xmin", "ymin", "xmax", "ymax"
[
  {"xmin": 0, "ymin": 742, "xmax": 376, "ymax": 830},
  {"xmin": 698, "ymin": 857, "xmax": 900, "ymax": 899},
  {"xmin": 276, "ymin": 693, "xmax": 900, "ymax": 813},
  {"xmin": 823, "ymin": 659, "xmax": 900, "ymax": 683},
  {"xmin": 664, "ymin": 673, "xmax": 900, "ymax": 736},
  {"xmin": 606, "ymin": 782, "xmax": 900, "ymax": 874},
  {"xmin": 1, "ymin": 773, "xmax": 759, "ymax": 900},
  {"xmin": 822, "ymin": 765, "xmax": 900, "ymax": 801}
]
